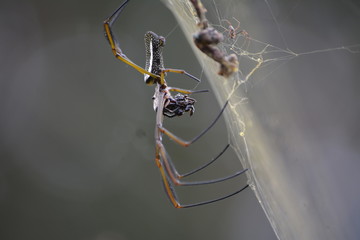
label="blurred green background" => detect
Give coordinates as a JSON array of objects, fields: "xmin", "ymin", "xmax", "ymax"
[{"xmin": 0, "ymin": 0, "xmax": 276, "ymax": 239}]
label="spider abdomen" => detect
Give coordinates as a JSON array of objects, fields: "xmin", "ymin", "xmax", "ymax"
[{"xmin": 144, "ymin": 31, "xmax": 165, "ymax": 84}]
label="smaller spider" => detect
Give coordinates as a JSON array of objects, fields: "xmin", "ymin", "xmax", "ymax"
[{"xmin": 222, "ymin": 18, "xmax": 249, "ymax": 40}]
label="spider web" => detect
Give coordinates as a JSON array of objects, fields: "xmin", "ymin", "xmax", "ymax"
[{"xmin": 164, "ymin": 0, "xmax": 360, "ymax": 239}]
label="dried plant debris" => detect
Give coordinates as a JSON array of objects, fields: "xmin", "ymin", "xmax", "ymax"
[
  {"xmin": 189, "ymin": 0, "xmax": 208, "ymax": 28},
  {"xmin": 189, "ymin": 0, "xmax": 239, "ymax": 77}
]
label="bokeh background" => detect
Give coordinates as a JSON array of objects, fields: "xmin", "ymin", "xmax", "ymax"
[{"xmin": 1, "ymin": 0, "xmax": 360, "ymax": 239}]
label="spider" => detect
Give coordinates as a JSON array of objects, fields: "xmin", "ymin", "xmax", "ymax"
[
  {"xmin": 222, "ymin": 18, "xmax": 249, "ymax": 40},
  {"xmin": 104, "ymin": 0, "xmax": 249, "ymax": 208}
]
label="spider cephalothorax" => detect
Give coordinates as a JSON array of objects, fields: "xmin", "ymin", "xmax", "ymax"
[
  {"xmin": 163, "ymin": 94, "xmax": 196, "ymax": 118},
  {"xmin": 152, "ymin": 86, "xmax": 195, "ymax": 118}
]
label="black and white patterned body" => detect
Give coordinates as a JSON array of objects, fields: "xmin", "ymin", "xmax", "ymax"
[{"xmin": 144, "ymin": 31, "xmax": 165, "ymax": 85}]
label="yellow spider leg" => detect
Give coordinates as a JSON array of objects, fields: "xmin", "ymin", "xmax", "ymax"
[
  {"xmin": 162, "ymin": 68, "xmax": 201, "ymax": 82},
  {"xmin": 159, "ymin": 127, "xmax": 192, "ymax": 147},
  {"xmin": 103, "ymin": 0, "xmax": 160, "ymax": 81},
  {"xmin": 155, "ymin": 142, "xmax": 182, "ymax": 208},
  {"xmin": 168, "ymin": 87, "xmax": 208, "ymax": 95}
]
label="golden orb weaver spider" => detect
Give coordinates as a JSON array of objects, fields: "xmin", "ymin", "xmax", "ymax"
[{"xmin": 103, "ymin": 0, "xmax": 249, "ymax": 208}]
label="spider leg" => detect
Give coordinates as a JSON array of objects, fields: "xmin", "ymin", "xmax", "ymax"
[
  {"xmin": 236, "ymin": 30, "xmax": 250, "ymax": 38},
  {"xmin": 181, "ymin": 185, "xmax": 249, "ymax": 208},
  {"xmin": 161, "ymin": 144, "xmax": 230, "ymax": 180},
  {"xmin": 180, "ymin": 144, "xmax": 231, "ymax": 177},
  {"xmin": 158, "ymin": 101, "xmax": 229, "ymax": 147},
  {"xmin": 155, "ymin": 144, "xmax": 180, "ymax": 208},
  {"xmin": 221, "ymin": 19, "xmax": 232, "ymax": 27},
  {"xmin": 156, "ymin": 141, "xmax": 249, "ymax": 208},
  {"xmin": 231, "ymin": 17, "xmax": 241, "ymax": 32},
  {"xmin": 162, "ymin": 68, "xmax": 201, "ymax": 82},
  {"xmin": 160, "ymin": 143, "xmax": 248, "ymax": 186},
  {"xmin": 168, "ymin": 87, "xmax": 208, "ymax": 95},
  {"xmin": 104, "ymin": 0, "xmax": 160, "ymax": 80}
]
